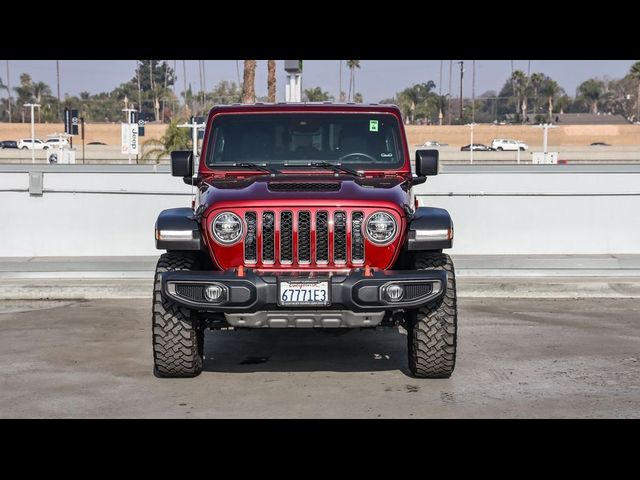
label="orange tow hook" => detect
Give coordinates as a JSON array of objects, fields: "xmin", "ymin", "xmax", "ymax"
[
  {"xmin": 364, "ymin": 265, "xmax": 372, "ymax": 277},
  {"xmin": 237, "ymin": 265, "xmax": 245, "ymax": 277}
]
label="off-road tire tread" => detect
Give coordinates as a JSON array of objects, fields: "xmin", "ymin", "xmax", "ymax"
[
  {"xmin": 407, "ymin": 252, "xmax": 457, "ymax": 378},
  {"xmin": 152, "ymin": 252, "xmax": 203, "ymax": 377}
]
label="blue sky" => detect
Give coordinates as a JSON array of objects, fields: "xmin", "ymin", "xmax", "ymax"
[{"xmin": 1, "ymin": 60, "xmax": 636, "ymax": 102}]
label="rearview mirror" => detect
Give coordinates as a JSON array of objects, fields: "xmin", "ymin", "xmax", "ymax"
[
  {"xmin": 171, "ymin": 150, "xmax": 193, "ymax": 178},
  {"xmin": 415, "ymin": 149, "xmax": 439, "ymax": 177}
]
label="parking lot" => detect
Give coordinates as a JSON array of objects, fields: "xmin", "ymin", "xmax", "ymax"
[{"xmin": 0, "ymin": 297, "xmax": 638, "ymax": 418}]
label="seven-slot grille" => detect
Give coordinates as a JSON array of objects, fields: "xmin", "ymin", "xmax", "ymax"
[{"xmin": 243, "ymin": 209, "xmax": 365, "ymax": 266}]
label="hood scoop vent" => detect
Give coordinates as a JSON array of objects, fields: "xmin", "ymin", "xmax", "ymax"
[{"xmin": 268, "ymin": 182, "xmax": 341, "ymax": 192}]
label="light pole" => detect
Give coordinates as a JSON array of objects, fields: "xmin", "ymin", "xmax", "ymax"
[
  {"xmin": 457, "ymin": 61, "xmax": 464, "ymax": 123},
  {"xmin": 448, "ymin": 60, "xmax": 453, "ymax": 125},
  {"xmin": 6, "ymin": 61, "xmax": 12, "ymax": 122},
  {"xmin": 468, "ymin": 122, "xmax": 477, "ymax": 164},
  {"xmin": 24, "ymin": 103, "xmax": 40, "ymax": 164}
]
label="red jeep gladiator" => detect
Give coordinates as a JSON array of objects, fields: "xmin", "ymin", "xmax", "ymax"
[{"xmin": 153, "ymin": 103, "xmax": 456, "ymax": 378}]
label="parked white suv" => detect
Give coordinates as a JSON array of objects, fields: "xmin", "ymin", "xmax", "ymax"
[
  {"xmin": 17, "ymin": 138, "xmax": 48, "ymax": 150},
  {"xmin": 45, "ymin": 137, "xmax": 70, "ymax": 148},
  {"xmin": 491, "ymin": 138, "xmax": 528, "ymax": 151}
]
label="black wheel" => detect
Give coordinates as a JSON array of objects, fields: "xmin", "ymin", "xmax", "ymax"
[
  {"xmin": 21, "ymin": 146, "xmax": 28, "ymax": 150},
  {"xmin": 497, "ymin": 147, "xmax": 503, "ymax": 151},
  {"xmin": 406, "ymin": 252, "xmax": 457, "ymax": 378},
  {"xmin": 152, "ymin": 252, "xmax": 204, "ymax": 378}
]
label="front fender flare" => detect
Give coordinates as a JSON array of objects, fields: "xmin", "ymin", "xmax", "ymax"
[
  {"xmin": 406, "ymin": 207, "xmax": 453, "ymax": 250},
  {"xmin": 155, "ymin": 208, "xmax": 203, "ymax": 251}
]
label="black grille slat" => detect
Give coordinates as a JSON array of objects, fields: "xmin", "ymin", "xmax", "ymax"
[
  {"xmin": 334, "ymin": 211, "xmax": 347, "ymax": 262},
  {"xmin": 352, "ymin": 212, "xmax": 364, "ymax": 262},
  {"xmin": 316, "ymin": 211, "xmax": 329, "ymax": 262},
  {"xmin": 262, "ymin": 212, "xmax": 275, "ymax": 262},
  {"xmin": 280, "ymin": 211, "xmax": 293, "ymax": 262},
  {"xmin": 298, "ymin": 211, "xmax": 311, "ymax": 262},
  {"xmin": 244, "ymin": 212, "xmax": 257, "ymax": 262},
  {"xmin": 404, "ymin": 284, "xmax": 433, "ymax": 300},
  {"xmin": 176, "ymin": 284, "xmax": 205, "ymax": 301},
  {"xmin": 268, "ymin": 182, "xmax": 340, "ymax": 192}
]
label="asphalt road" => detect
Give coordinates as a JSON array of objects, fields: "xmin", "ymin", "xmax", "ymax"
[{"xmin": 0, "ymin": 298, "xmax": 638, "ymax": 418}]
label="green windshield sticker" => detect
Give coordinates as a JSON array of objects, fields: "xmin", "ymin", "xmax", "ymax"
[{"xmin": 369, "ymin": 120, "xmax": 379, "ymax": 132}]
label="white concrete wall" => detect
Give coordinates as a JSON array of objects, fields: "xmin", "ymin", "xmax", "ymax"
[
  {"xmin": 416, "ymin": 166, "xmax": 640, "ymax": 255},
  {"xmin": 1, "ymin": 165, "xmax": 639, "ymax": 257}
]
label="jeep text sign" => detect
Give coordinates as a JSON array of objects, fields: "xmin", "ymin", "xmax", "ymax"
[{"xmin": 121, "ymin": 123, "xmax": 140, "ymax": 155}]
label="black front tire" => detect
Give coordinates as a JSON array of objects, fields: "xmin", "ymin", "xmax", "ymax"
[
  {"xmin": 152, "ymin": 252, "xmax": 204, "ymax": 378},
  {"xmin": 406, "ymin": 252, "xmax": 457, "ymax": 378}
]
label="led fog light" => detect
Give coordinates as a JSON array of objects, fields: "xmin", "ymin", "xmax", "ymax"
[
  {"xmin": 383, "ymin": 283, "xmax": 405, "ymax": 302},
  {"xmin": 204, "ymin": 284, "xmax": 225, "ymax": 302}
]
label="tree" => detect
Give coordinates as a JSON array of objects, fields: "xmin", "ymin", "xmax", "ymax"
[
  {"xmin": 267, "ymin": 60, "xmax": 276, "ymax": 102},
  {"xmin": 397, "ymin": 81, "xmax": 437, "ymax": 123},
  {"xmin": 32, "ymin": 81, "xmax": 51, "ymax": 122},
  {"xmin": 0, "ymin": 77, "xmax": 10, "ymax": 122},
  {"xmin": 577, "ymin": 78, "xmax": 605, "ymax": 114},
  {"xmin": 510, "ymin": 70, "xmax": 528, "ymax": 123},
  {"xmin": 529, "ymin": 72, "xmax": 545, "ymax": 117},
  {"xmin": 13, "ymin": 73, "xmax": 34, "ymax": 122},
  {"xmin": 346, "ymin": 60, "xmax": 360, "ymax": 102},
  {"xmin": 208, "ymin": 80, "xmax": 242, "ymax": 105},
  {"xmin": 141, "ymin": 118, "xmax": 191, "ymax": 163},
  {"xmin": 539, "ymin": 77, "xmax": 564, "ymax": 121},
  {"xmin": 130, "ymin": 60, "xmax": 176, "ymax": 122},
  {"xmin": 241, "ymin": 60, "xmax": 257, "ymax": 103},
  {"xmin": 354, "ymin": 92, "xmax": 363, "ymax": 103},
  {"xmin": 630, "ymin": 61, "xmax": 640, "ymax": 122},
  {"xmin": 303, "ymin": 86, "xmax": 333, "ymax": 102}
]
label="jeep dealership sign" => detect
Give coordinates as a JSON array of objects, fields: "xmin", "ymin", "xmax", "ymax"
[{"xmin": 121, "ymin": 123, "xmax": 139, "ymax": 155}]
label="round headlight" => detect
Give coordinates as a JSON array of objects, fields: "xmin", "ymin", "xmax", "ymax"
[
  {"xmin": 365, "ymin": 211, "xmax": 397, "ymax": 245},
  {"xmin": 211, "ymin": 212, "xmax": 243, "ymax": 245}
]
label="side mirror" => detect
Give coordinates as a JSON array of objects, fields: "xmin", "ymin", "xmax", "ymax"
[
  {"xmin": 171, "ymin": 150, "xmax": 193, "ymax": 178},
  {"xmin": 415, "ymin": 149, "xmax": 439, "ymax": 177}
]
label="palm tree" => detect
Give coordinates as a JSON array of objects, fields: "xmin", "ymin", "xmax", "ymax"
[
  {"xmin": 540, "ymin": 78, "xmax": 563, "ymax": 122},
  {"xmin": 303, "ymin": 87, "xmax": 332, "ymax": 102},
  {"xmin": 630, "ymin": 61, "xmax": 640, "ymax": 122},
  {"xmin": 529, "ymin": 72, "xmax": 545, "ymax": 117},
  {"xmin": 510, "ymin": 70, "xmax": 527, "ymax": 122},
  {"xmin": 0, "ymin": 77, "xmax": 8, "ymax": 121},
  {"xmin": 398, "ymin": 82, "xmax": 436, "ymax": 123},
  {"xmin": 241, "ymin": 60, "xmax": 257, "ymax": 103},
  {"xmin": 578, "ymin": 79, "xmax": 605, "ymax": 114},
  {"xmin": 346, "ymin": 60, "xmax": 360, "ymax": 102},
  {"xmin": 32, "ymin": 81, "xmax": 51, "ymax": 123},
  {"xmin": 267, "ymin": 60, "xmax": 276, "ymax": 102},
  {"xmin": 141, "ymin": 119, "xmax": 191, "ymax": 163}
]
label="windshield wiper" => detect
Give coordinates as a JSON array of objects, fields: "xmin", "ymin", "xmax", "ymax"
[
  {"xmin": 234, "ymin": 162, "xmax": 280, "ymax": 175},
  {"xmin": 284, "ymin": 161, "xmax": 363, "ymax": 177}
]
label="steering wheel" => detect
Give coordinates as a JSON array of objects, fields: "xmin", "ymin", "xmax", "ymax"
[{"xmin": 338, "ymin": 152, "xmax": 378, "ymax": 163}]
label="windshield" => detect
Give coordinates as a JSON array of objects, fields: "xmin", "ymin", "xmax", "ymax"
[{"xmin": 206, "ymin": 113, "xmax": 404, "ymax": 168}]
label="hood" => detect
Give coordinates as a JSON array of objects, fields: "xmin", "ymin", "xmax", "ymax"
[{"xmin": 198, "ymin": 174, "xmax": 412, "ymax": 214}]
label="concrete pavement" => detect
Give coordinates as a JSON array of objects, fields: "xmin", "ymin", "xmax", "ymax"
[{"xmin": 0, "ymin": 297, "xmax": 638, "ymax": 418}]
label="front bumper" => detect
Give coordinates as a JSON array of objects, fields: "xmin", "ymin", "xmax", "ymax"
[{"xmin": 160, "ymin": 268, "xmax": 447, "ymax": 314}]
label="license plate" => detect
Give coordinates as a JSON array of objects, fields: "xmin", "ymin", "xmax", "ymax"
[{"xmin": 278, "ymin": 280, "xmax": 330, "ymax": 306}]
